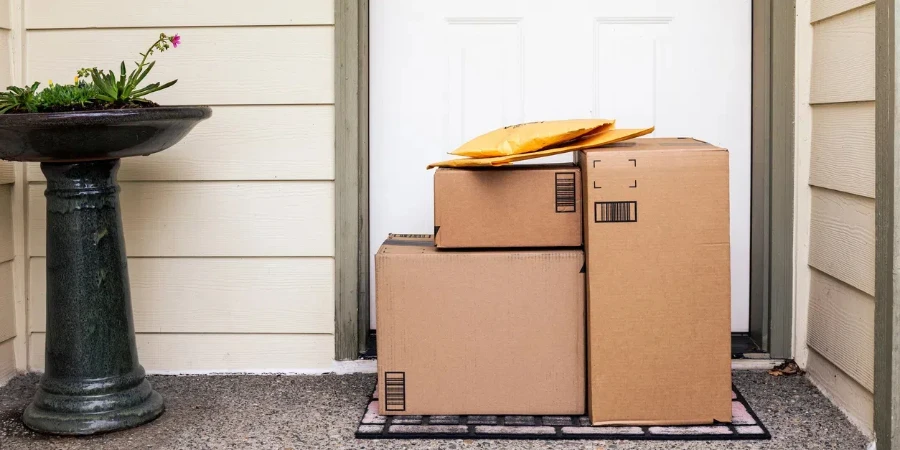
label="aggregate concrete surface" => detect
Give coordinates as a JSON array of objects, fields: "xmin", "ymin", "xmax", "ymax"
[{"xmin": 0, "ymin": 371, "xmax": 869, "ymax": 449}]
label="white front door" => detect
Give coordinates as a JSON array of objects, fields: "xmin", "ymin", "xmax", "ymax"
[{"xmin": 370, "ymin": 0, "xmax": 752, "ymax": 332}]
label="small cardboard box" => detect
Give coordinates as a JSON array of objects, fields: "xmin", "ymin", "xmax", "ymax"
[
  {"xmin": 578, "ymin": 138, "xmax": 732, "ymax": 425},
  {"xmin": 375, "ymin": 234, "xmax": 585, "ymax": 415},
  {"xmin": 433, "ymin": 164, "xmax": 582, "ymax": 248}
]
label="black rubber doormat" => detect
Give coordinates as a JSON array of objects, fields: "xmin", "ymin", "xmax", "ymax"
[{"xmin": 355, "ymin": 385, "xmax": 770, "ymax": 441}]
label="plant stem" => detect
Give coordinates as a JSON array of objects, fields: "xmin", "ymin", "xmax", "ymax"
[{"xmin": 137, "ymin": 37, "xmax": 166, "ymax": 70}]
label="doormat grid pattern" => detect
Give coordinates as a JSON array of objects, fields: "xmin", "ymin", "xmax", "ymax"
[{"xmin": 356, "ymin": 385, "xmax": 770, "ymax": 440}]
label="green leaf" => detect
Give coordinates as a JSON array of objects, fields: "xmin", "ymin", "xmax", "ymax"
[
  {"xmin": 117, "ymin": 61, "xmax": 127, "ymax": 96},
  {"xmin": 132, "ymin": 61, "xmax": 155, "ymax": 87}
]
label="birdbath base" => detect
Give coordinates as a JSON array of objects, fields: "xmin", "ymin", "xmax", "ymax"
[{"xmin": 22, "ymin": 160, "xmax": 163, "ymax": 435}]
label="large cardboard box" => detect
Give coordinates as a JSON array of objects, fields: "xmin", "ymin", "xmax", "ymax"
[
  {"xmin": 578, "ymin": 138, "xmax": 732, "ymax": 425},
  {"xmin": 433, "ymin": 164, "xmax": 582, "ymax": 248},
  {"xmin": 375, "ymin": 234, "xmax": 585, "ymax": 415}
]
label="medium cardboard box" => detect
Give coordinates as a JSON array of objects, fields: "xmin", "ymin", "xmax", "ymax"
[
  {"xmin": 433, "ymin": 164, "xmax": 582, "ymax": 248},
  {"xmin": 375, "ymin": 234, "xmax": 585, "ymax": 415},
  {"xmin": 578, "ymin": 138, "xmax": 732, "ymax": 425}
]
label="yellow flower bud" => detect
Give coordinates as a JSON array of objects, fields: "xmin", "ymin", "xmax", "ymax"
[{"xmin": 48, "ymin": 80, "xmax": 53, "ymax": 86}]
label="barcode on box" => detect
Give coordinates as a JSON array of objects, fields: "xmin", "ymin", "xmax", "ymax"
[
  {"xmin": 555, "ymin": 172, "xmax": 576, "ymax": 213},
  {"xmin": 384, "ymin": 372, "xmax": 406, "ymax": 411},
  {"xmin": 595, "ymin": 201, "xmax": 637, "ymax": 223}
]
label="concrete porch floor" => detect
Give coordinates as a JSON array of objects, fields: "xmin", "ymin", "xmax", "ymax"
[{"xmin": 0, "ymin": 371, "xmax": 869, "ymax": 450}]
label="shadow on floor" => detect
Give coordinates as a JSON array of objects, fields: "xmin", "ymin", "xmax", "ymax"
[{"xmin": 0, "ymin": 371, "xmax": 869, "ymax": 450}]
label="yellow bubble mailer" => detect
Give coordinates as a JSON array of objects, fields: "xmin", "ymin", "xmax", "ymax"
[
  {"xmin": 427, "ymin": 126, "xmax": 655, "ymax": 169},
  {"xmin": 449, "ymin": 119, "xmax": 615, "ymax": 158}
]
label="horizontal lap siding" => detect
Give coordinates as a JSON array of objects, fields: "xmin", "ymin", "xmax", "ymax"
[
  {"xmin": 25, "ymin": 0, "xmax": 333, "ymax": 28},
  {"xmin": 0, "ymin": 162, "xmax": 12, "ymax": 184},
  {"xmin": 0, "ymin": 185, "xmax": 12, "ymax": 263},
  {"xmin": 808, "ymin": 187, "xmax": 875, "ymax": 295},
  {"xmin": 0, "ymin": 261, "xmax": 14, "ymax": 343},
  {"xmin": 28, "ymin": 181, "xmax": 335, "ymax": 257},
  {"xmin": 811, "ymin": 0, "xmax": 874, "ymax": 22},
  {"xmin": 29, "ymin": 257, "xmax": 335, "ymax": 334},
  {"xmin": 27, "ymin": 27, "xmax": 334, "ymax": 105},
  {"xmin": 805, "ymin": 2, "xmax": 876, "ymax": 435},
  {"xmin": 807, "ymin": 348, "xmax": 874, "ymax": 435},
  {"xmin": 807, "ymin": 269, "xmax": 875, "ymax": 391},
  {"xmin": 27, "ymin": 105, "xmax": 335, "ymax": 182},
  {"xmin": 0, "ymin": 338, "xmax": 13, "ymax": 385},
  {"xmin": 29, "ymin": 333, "xmax": 334, "ymax": 373},
  {"xmin": 24, "ymin": 2, "xmax": 338, "ymax": 371},
  {"xmin": 810, "ymin": 102, "xmax": 875, "ymax": 198},
  {"xmin": 810, "ymin": 4, "xmax": 875, "ymax": 104}
]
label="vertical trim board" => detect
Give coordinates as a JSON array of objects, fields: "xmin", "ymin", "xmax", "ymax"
[
  {"xmin": 769, "ymin": 0, "xmax": 797, "ymax": 359},
  {"xmin": 874, "ymin": 0, "xmax": 900, "ymax": 446},
  {"xmin": 335, "ymin": 0, "xmax": 362, "ymax": 360},
  {"xmin": 750, "ymin": 0, "xmax": 773, "ymax": 350}
]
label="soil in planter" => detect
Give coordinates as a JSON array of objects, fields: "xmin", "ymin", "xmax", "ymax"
[{"xmin": 6, "ymin": 101, "xmax": 161, "ymax": 114}]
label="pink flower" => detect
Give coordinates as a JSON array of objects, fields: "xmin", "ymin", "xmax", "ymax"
[{"xmin": 171, "ymin": 34, "xmax": 181, "ymax": 48}]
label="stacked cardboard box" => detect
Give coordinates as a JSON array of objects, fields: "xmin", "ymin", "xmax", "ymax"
[{"xmin": 376, "ymin": 138, "xmax": 732, "ymax": 425}]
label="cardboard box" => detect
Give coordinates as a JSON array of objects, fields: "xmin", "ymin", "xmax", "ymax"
[
  {"xmin": 375, "ymin": 234, "xmax": 585, "ymax": 415},
  {"xmin": 434, "ymin": 164, "xmax": 582, "ymax": 248},
  {"xmin": 578, "ymin": 138, "xmax": 732, "ymax": 425}
]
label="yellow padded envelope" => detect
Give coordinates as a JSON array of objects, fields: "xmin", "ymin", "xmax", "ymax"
[
  {"xmin": 427, "ymin": 127, "xmax": 655, "ymax": 169},
  {"xmin": 449, "ymin": 119, "xmax": 615, "ymax": 158}
]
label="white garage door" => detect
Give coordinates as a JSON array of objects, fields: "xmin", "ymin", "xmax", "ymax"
[{"xmin": 369, "ymin": 0, "xmax": 752, "ymax": 332}]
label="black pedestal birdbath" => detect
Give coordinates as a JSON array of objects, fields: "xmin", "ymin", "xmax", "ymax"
[{"xmin": 0, "ymin": 106, "xmax": 211, "ymax": 434}]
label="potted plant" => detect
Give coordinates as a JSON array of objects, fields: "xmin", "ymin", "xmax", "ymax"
[{"xmin": 0, "ymin": 33, "xmax": 211, "ymax": 435}]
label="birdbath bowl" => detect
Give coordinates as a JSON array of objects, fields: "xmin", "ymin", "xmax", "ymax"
[{"xmin": 0, "ymin": 106, "xmax": 212, "ymax": 435}]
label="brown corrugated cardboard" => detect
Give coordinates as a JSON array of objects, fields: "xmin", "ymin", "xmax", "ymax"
[
  {"xmin": 434, "ymin": 164, "xmax": 582, "ymax": 248},
  {"xmin": 578, "ymin": 138, "xmax": 732, "ymax": 425},
  {"xmin": 375, "ymin": 234, "xmax": 585, "ymax": 415}
]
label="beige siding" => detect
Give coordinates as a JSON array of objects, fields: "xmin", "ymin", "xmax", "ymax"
[
  {"xmin": 810, "ymin": 4, "xmax": 875, "ymax": 104},
  {"xmin": 29, "ymin": 257, "xmax": 335, "ymax": 334},
  {"xmin": 27, "ymin": 27, "xmax": 334, "ymax": 105},
  {"xmin": 0, "ymin": 162, "xmax": 12, "ymax": 184},
  {"xmin": 0, "ymin": 338, "xmax": 14, "ymax": 385},
  {"xmin": 29, "ymin": 333, "xmax": 334, "ymax": 373},
  {"xmin": 807, "ymin": 269, "xmax": 874, "ymax": 391},
  {"xmin": 25, "ymin": 0, "xmax": 333, "ymax": 29},
  {"xmin": 808, "ymin": 187, "xmax": 875, "ymax": 295},
  {"xmin": 0, "ymin": 148, "xmax": 15, "ymax": 387},
  {"xmin": 0, "ymin": 185, "xmax": 12, "ymax": 263},
  {"xmin": 811, "ymin": 0, "xmax": 874, "ymax": 22},
  {"xmin": 27, "ymin": 105, "xmax": 335, "ymax": 182},
  {"xmin": 0, "ymin": 261, "xmax": 13, "ymax": 343},
  {"xmin": 23, "ymin": 2, "xmax": 337, "ymax": 371},
  {"xmin": 0, "ymin": 0, "xmax": 21, "ymax": 386},
  {"xmin": 28, "ymin": 182, "xmax": 335, "ymax": 257},
  {"xmin": 809, "ymin": 102, "xmax": 875, "ymax": 198},
  {"xmin": 800, "ymin": 0, "xmax": 876, "ymax": 436},
  {"xmin": 807, "ymin": 349, "xmax": 875, "ymax": 436}
]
